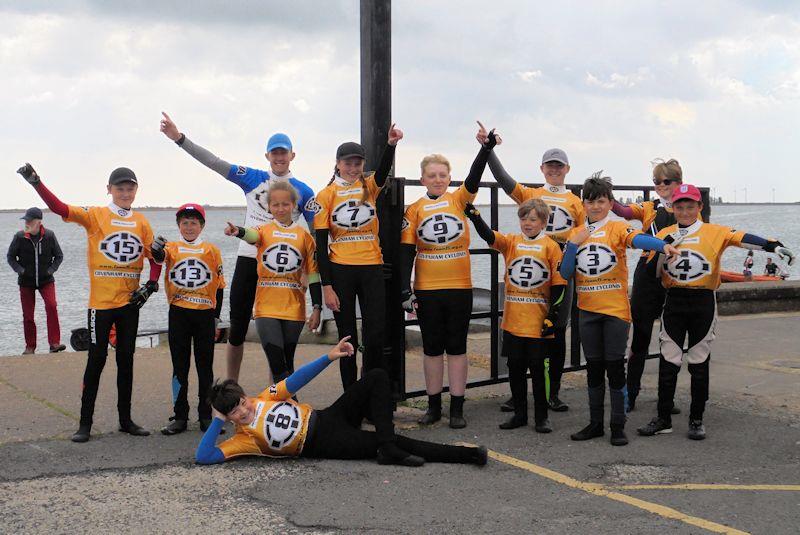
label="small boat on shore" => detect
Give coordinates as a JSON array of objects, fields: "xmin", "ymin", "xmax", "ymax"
[{"xmin": 720, "ymin": 270, "xmax": 783, "ymax": 283}]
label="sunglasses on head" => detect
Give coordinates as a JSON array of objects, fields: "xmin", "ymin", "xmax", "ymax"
[{"xmin": 652, "ymin": 178, "xmax": 679, "ymax": 186}]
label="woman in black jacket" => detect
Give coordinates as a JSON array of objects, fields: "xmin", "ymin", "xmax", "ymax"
[{"xmin": 7, "ymin": 207, "xmax": 66, "ymax": 354}]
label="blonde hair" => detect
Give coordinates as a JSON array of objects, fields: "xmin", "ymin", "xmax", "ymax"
[
  {"xmin": 265, "ymin": 180, "xmax": 299, "ymax": 206},
  {"xmin": 420, "ymin": 154, "xmax": 451, "ymax": 176},
  {"xmin": 652, "ymin": 158, "xmax": 683, "ymax": 183},
  {"xmin": 518, "ymin": 198, "xmax": 550, "ymax": 223}
]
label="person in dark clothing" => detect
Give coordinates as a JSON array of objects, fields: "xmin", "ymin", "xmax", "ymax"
[{"xmin": 7, "ymin": 207, "xmax": 66, "ymax": 354}]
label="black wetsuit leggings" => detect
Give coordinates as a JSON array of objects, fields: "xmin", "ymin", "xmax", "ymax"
[
  {"xmin": 168, "ymin": 305, "xmax": 215, "ymax": 421},
  {"xmin": 626, "ymin": 257, "xmax": 667, "ymax": 398},
  {"xmin": 228, "ymin": 256, "xmax": 258, "ymax": 346},
  {"xmin": 329, "ymin": 263, "xmax": 386, "ymax": 390},
  {"xmin": 579, "ymin": 310, "xmax": 629, "ymax": 427},
  {"xmin": 81, "ymin": 305, "xmax": 139, "ymax": 426},
  {"xmin": 503, "ymin": 331, "xmax": 549, "ymax": 423},
  {"xmin": 301, "ymin": 369, "xmax": 476, "ymax": 463},
  {"xmin": 254, "ymin": 317, "xmax": 305, "ymax": 382}
]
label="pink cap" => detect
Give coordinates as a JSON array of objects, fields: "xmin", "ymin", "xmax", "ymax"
[
  {"xmin": 672, "ymin": 184, "xmax": 701, "ymax": 203},
  {"xmin": 176, "ymin": 203, "xmax": 206, "ymax": 220}
]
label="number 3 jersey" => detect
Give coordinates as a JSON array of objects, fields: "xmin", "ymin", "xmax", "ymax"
[
  {"xmin": 218, "ymin": 381, "xmax": 314, "ymax": 459},
  {"xmin": 568, "ymin": 217, "xmax": 642, "ymax": 322},
  {"xmin": 314, "ymin": 175, "xmax": 383, "ymax": 266},
  {"xmin": 253, "ymin": 221, "xmax": 318, "ymax": 321},
  {"xmin": 163, "ymin": 239, "xmax": 225, "ymax": 310},
  {"xmin": 401, "ymin": 185, "xmax": 476, "ymax": 290},
  {"xmin": 510, "ymin": 184, "xmax": 585, "ymax": 244},
  {"xmin": 492, "ymin": 231, "xmax": 566, "ymax": 338},
  {"xmin": 64, "ymin": 204, "xmax": 154, "ymax": 310},
  {"xmin": 655, "ymin": 220, "xmax": 745, "ymax": 290}
]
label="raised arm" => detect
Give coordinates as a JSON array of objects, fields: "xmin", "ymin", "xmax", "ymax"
[
  {"xmin": 611, "ymin": 201, "xmax": 635, "ymax": 219},
  {"xmin": 463, "ymin": 129, "xmax": 498, "ymax": 194},
  {"xmin": 160, "ymin": 112, "xmax": 232, "ymax": 178},
  {"xmin": 16, "ymin": 164, "xmax": 69, "ymax": 218},
  {"xmin": 280, "ymin": 337, "xmax": 355, "ymax": 397}
]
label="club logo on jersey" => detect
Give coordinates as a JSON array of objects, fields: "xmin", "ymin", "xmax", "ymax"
[
  {"xmin": 169, "ymin": 257, "xmax": 213, "ymax": 289},
  {"xmin": 546, "ymin": 205, "xmax": 574, "ymax": 234},
  {"xmin": 663, "ymin": 250, "xmax": 711, "ymax": 282},
  {"xmin": 508, "ymin": 256, "xmax": 550, "ymax": 289},
  {"xmin": 253, "ymin": 185, "xmax": 270, "ymax": 211},
  {"xmin": 417, "ymin": 213, "xmax": 464, "ymax": 245},
  {"xmin": 305, "ymin": 197, "xmax": 321, "ymax": 214},
  {"xmin": 263, "ymin": 401, "xmax": 301, "ymax": 450},
  {"xmin": 262, "ymin": 243, "xmax": 303, "ymax": 274},
  {"xmin": 331, "ymin": 200, "xmax": 376, "ymax": 229},
  {"xmin": 576, "ymin": 243, "xmax": 617, "ymax": 277},
  {"xmin": 98, "ymin": 231, "xmax": 144, "ymax": 264}
]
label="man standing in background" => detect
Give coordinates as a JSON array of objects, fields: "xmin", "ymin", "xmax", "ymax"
[{"xmin": 7, "ymin": 207, "xmax": 66, "ymax": 355}]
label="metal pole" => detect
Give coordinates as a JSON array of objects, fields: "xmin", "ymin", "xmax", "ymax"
[{"xmin": 360, "ymin": 0, "xmax": 391, "ymax": 166}]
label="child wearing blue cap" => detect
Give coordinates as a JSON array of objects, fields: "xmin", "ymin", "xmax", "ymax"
[{"xmin": 160, "ymin": 112, "xmax": 316, "ymax": 383}]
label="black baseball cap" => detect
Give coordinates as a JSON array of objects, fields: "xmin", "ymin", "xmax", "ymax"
[
  {"xmin": 336, "ymin": 142, "xmax": 366, "ymax": 160},
  {"xmin": 108, "ymin": 167, "xmax": 138, "ymax": 185},
  {"xmin": 21, "ymin": 207, "xmax": 43, "ymax": 221}
]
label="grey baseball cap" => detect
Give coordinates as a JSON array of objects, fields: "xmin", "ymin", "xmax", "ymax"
[{"xmin": 542, "ymin": 148, "xmax": 569, "ymax": 165}]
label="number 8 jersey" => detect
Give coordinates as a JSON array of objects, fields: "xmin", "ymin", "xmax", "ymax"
[
  {"xmin": 655, "ymin": 220, "xmax": 745, "ymax": 290},
  {"xmin": 64, "ymin": 204, "xmax": 154, "ymax": 309},
  {"xmin": 163, "ymin": 239, "xmax": 225, "ymax": 310},
  {"xmin": 253, "ymin": 221, "xmax": 318, "ymax": 321}
]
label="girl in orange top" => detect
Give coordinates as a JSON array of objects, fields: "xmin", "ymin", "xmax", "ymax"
[
  {"xmin": 225, "ymin": 181, "xmax": 322, "ymax": 386},
  {"xmin": 398, "ymin": 130, "xmax": 497, "ymax": 428},
  {"xmin": 313, "ymin": 126, "xmax": 401, "ymax": 389}
]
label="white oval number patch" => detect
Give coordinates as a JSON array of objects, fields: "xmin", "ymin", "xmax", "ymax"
[
  {"xmin": 169, "ymin": 257, "xmax": 212, "ymax": 289},
  {"xmin": 576, "ymin": 243, "xmax": 617, "ymax": 277},
  {"xmin": 417, "ymin": 213, "xmax": 464, "ymax": 245},
  {"xmin": 262, "ymin": 243, "xmax": 303, "ymax": 274},
  {"xmin": 663, "ymin": 249, "xmax": 711, "ymax": 282},
  {"xmin": 99, "ymin": 231, "xmax": 144, "ymax": 264},
  {"xmin": 546, "ymin": 205, "xmax": 575, "ymax": 234},
  {"xmin": 263, "ymin": 402, "xmax": 301, "ymax": 450},
  {"xmin": 331, "ymin": 200, "xmax": 376, "ymax": 229},
  {"xmin": 508, "ymin": 256, "xmax": 550, "ymax": 289}
]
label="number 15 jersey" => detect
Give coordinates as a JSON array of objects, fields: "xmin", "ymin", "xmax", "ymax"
[{"xmin": 401, "ymin": 185, "xmax": 475, "ymax": 290}]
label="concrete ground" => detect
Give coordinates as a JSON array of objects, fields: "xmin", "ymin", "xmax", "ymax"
[{"xmin": 0, "ymin": 312, "xmax": 799, "ymax": 534}]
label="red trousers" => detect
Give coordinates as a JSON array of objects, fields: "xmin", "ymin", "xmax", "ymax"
[{"xmin": 20, "ymin": 283, "xmax": 61, "ymax": 349}]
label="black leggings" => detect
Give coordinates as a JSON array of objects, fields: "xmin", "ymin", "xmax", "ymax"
[
  {"xmin": 82, "ymin": 305, "xmax": 139, "ymax": 426},
  {"xmin": 503, "ymin": 331, "xmax": 549, "ymax": 423},
  {"xmin": 626, "ymin": 257, "xmax": 667, "ymax": 397},
  {"xmin": 168, "ymin": 305, "xmax": 215, "ymax": 421},
  {"xmin": 330, "ymin": 263, "xmax": 386, "ymax": 389},
  {"xmin": 301, "ymin": 369, "xmax": 476, "ymax": 463},
  {"xmin": 254, "ymin": 317, "xmax": 305, "ymax": 381},
  {"xmin": 228, "ymin": 256, "xmax": 258, "ymax": 346}
]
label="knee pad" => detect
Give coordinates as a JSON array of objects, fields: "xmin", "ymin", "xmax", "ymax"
[{"xmin": 606, "ymin": 359, "xmax": 626, "ymax": 390}]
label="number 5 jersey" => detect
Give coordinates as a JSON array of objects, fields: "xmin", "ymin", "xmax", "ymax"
[
  {"xmin": 65, "ymin": 204, "xmax": 155, "ymax": 309},
  {"xmin": 163, "ymin": 239, "xmax": 226, "ymax": 310}
]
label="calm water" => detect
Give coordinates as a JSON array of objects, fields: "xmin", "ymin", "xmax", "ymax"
[{"xmin": 1, "ymin": 204, "xmax": 796, "ymax": 356}]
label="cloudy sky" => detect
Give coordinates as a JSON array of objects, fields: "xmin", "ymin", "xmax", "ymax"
[{"xmin": 2, "ymin": 0, "xmax": 799, "ymax": 209}]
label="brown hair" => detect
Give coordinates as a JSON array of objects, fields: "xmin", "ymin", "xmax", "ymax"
[
  {"xmin": 208, "ymin": 379, "xmax": 246, "ymax": 415},
  {"xmin": 420, "ymin": 154, "xmax": 451, "ymax": 176},
  {"xmin": 582, "ymin": 171, "xmax": 614, "ymax": 202},
  {"xmin": 517, "ymin": 198, "xmax": 550, "ymax": 224},
  {"xmin": 327, "ymin": 164, "xmax": 371, "ymax": 205},
  {"xmin": 652, "ymin": 158, "xmax": 683, "ymax": 183}
]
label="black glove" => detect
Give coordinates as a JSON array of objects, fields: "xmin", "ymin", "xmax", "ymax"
[
  {"xmin": 17, "ymin": 163, "xmax": 41, "ymax": 185},
  {"xmin": 483, "ymin": 129, "xmax": 498, "ymax": 151},
  {"xmin": 151, "ymin": 235, "xmax": 167, "ymax": 263},
  {"xmin": 130, "ymin": 280, "xmax": 158, "ymax": 309},
  {"xmin": 464, "ymin": 202, "xmax": 480, "ymax": 221},
  {"xmin": 541, "ymin": 313, "xmax": 558, "ymax": 337},
  {"xmin": 401, "ymin": 289, "xmax": 417, "ymax": 313}
]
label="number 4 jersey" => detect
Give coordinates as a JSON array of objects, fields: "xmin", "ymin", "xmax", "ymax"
[
  {"xmin": 253, "ymin": 221, "xmax": 318, "ymax": 321},
  {"xmin": 401, "ymin": 185, "xmax": 475, "ymax": 290},
  {"xmin": 218, "ymin": 380, "xmax": 314, "ymax": 459},
  {"xmin": 492, "ymin": 231, "xmax": 566, "ymax": 338},
  {"xmin": 656, "ymin": 220, "xmax": 745, "ymax": 290},
  {"xmin": 64, "ymin": 204, "xmax": 154, "ymax": 310},
  {"xmin": 163, "ymin": 239, "xmax": 226, "ymax": 310}
]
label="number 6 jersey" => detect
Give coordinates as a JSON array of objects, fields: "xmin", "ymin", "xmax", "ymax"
[
  {"xmin": 64, "ymin": 204, "xmax": 154, "ymax": 310},
  {"xmin": 163, "ymin": 239, "xmax": 225, "ymax": 310},
  {"xmin": 492, "ymin": 231, "xmax": 566, "ymax": 338},
  {"xmin": 401, "ymin": 185, "xmax": 475, "ymax": 290},
  {"xmin": 253, "ymin": 221, "xmax": 318, "ymax": 321}
]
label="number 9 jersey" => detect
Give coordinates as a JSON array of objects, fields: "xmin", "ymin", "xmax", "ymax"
[
  {"xmin": 492, "ymin": 231, "xmax": 566, "ymax": 338},
  {"xmin": 401, "ymin": 185, "xmax": 475, "ymax": 290},
  {"xmin": 253, "ymin": 221, "xmax": 318, "ymax": 321},
  {"xmin": 64, "ymin": 204, "xmax": 154, "ymax": 309},
  {"xmin": 163, "ymin": 240, "xmax": 226, "ymax": 310},
  {"xmin": 655, "ymin": 220, "xmax": 745, "ymax": 290}
]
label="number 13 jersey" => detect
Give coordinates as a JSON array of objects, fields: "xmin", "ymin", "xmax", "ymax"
[
  {"xmin": 656, "ymin": 220, "xmax": 745, "ymax": 290},
  {"xmin": 253, "ymin": 221, "xmax": 318, "ymax": 321},
  {"xmin": 314, "ymin": 175, "xmax": 383, "ymax": 266},
  {"xmin": 401, "ymin": 185, "xmax": 475, "ymax": 290},
  {"xmin": 64, "ymin": 204, "xmax": 154, "ymax": 310},
  {"xmin": 163, "ymin": 239, "xmax": 225, "ymax": 310}
]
